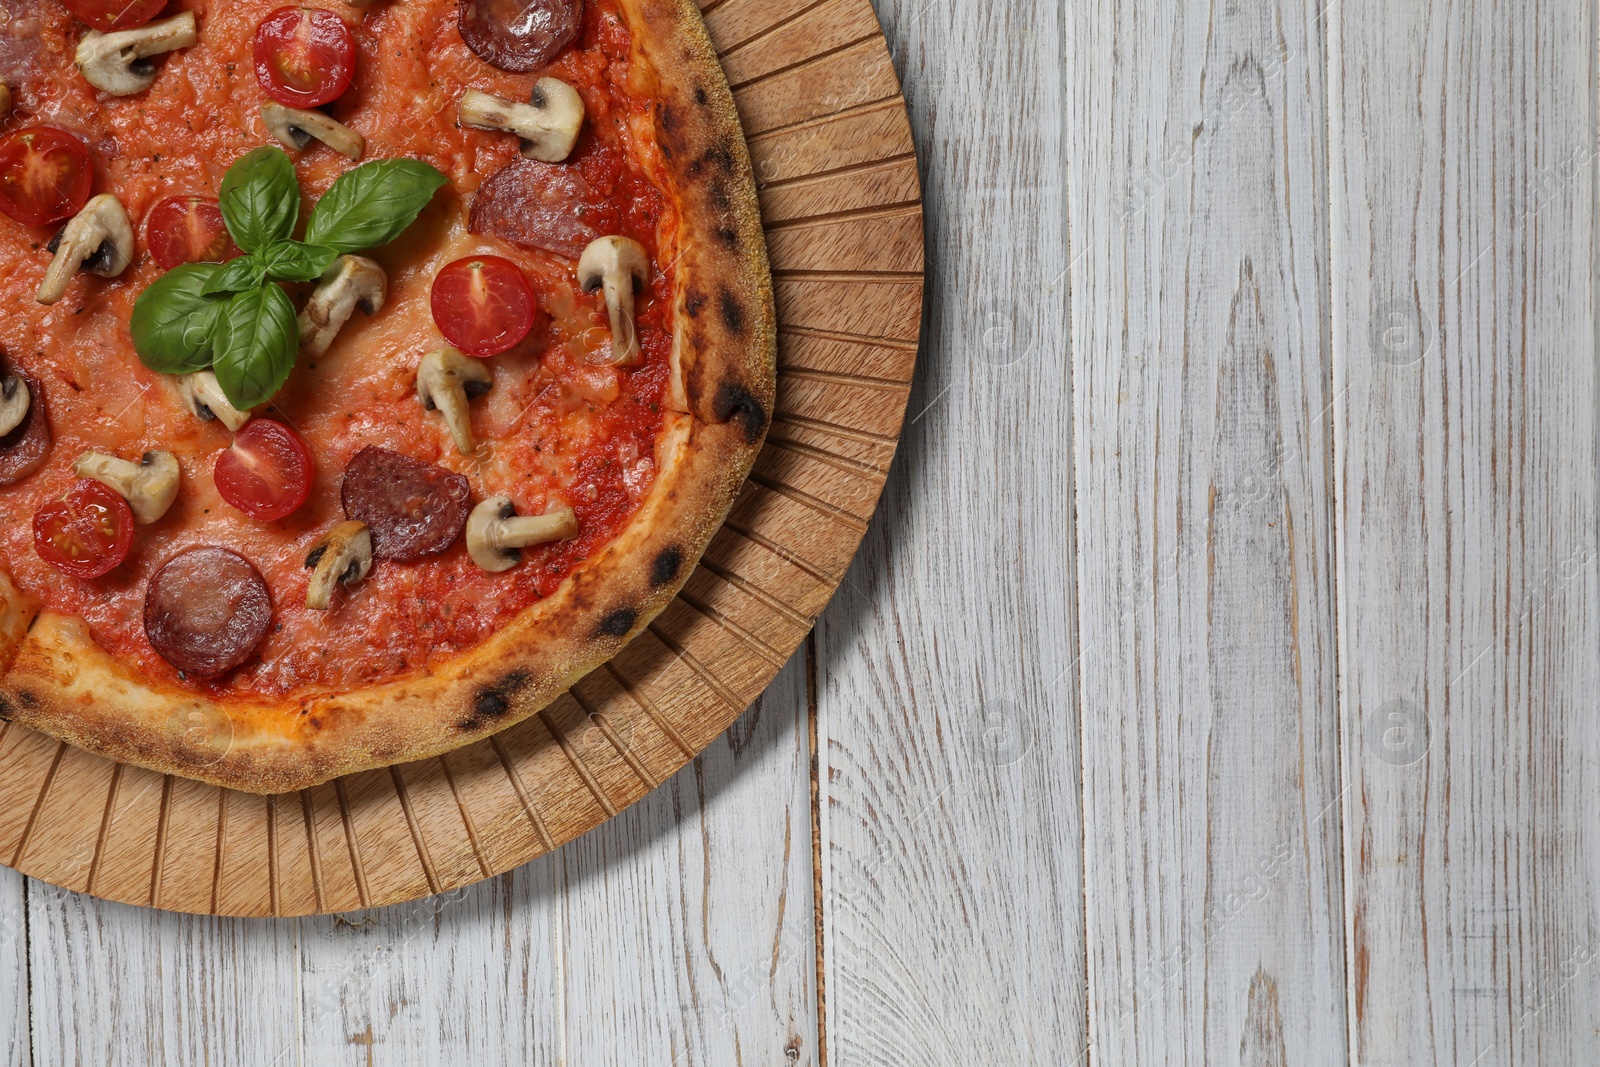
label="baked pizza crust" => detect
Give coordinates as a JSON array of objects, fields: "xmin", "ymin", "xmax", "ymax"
[{"xmin": 0, "ymin": 0, "xmax": 775, "ymax": 795}]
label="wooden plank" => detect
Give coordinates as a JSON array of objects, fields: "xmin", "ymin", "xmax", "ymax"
[
  {"xmin": 296, "ymin": 871, "xmax": 560, "ymax": 1064},
  {"xmin": 26, "ymin": 890, "xmax": 297, "ymax": 1065},
  {"xmin": 557, "ymin": 657, "xmax": 818, "ymax": 1065},
  {"xmin": 0, "ymin": 870, "xmax": 26, "ymax": 1067},
  {"xmin": 1066, "ymin": 0, "xmax": 1347, "ymax": 1062},
  {"xmin": 1328, "ymin": 0, "xmax": 1600, "ymax": 1063},
  {"xmin": 811, "ymin": 0, "xmax": 1084, "ymax": 1062}
]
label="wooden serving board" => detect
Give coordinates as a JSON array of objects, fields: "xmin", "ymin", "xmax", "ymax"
[{"xmin": 0, "ymin": 0, "xmax": 922, "ymax": 916}]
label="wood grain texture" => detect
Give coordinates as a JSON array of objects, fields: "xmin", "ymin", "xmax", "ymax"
[
  {"xmin": 554, "ymin": 656, "xmax": 818, "ymax": 1066},
  {"xmin": 0, "ymin": 0, "xmax": 921, "ymax": 920},
  {"xmin": 0, "ymin": 869, "xmax": 25, "ymax": 1067},
  {"xmin": 1067, "ymin": 0, "xmax": 1348, "ymax": 1063},
  {"xmin": 810, "ymin": 1, "xmax": 1086, "ymax": 1064},
  {"xmin": 24, "ymin": 891, "xmax": 297, "ymax": 1065},
  {"xmin": 1328, "ymin": 1, "xmax": 1600, "ymax": 1064}
]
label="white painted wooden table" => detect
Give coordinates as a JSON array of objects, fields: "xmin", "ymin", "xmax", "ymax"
[{"xmin": 3, "ymin": 0, "xmax": 1597, "ymax": 1063}]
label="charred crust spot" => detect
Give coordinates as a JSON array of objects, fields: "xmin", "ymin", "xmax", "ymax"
[
  {"xmin": 708, "ymin": 179, "xmax": 732, "ymax": 213},
  {"xmin": 473, "ymin": 690, "xmax": 508, "ymax": 721},
  {"xmin": 18, "ymin": 691, "xmax": 35, "ymax": 708},
  {"xmin": 598, "ymin": 608, "xmax": 637, "ymax": 638},
  {"xmin": 714, "ymin": 382, "xmax": 769, "ymax": 445},
  {"xmin": 463, "ymin": 671, "xmax": 532, "ymax": 730},
  {"xmin": 0, "ymin": 695, "xmax": 10, "ymax": 722},
  {"xmin": 694, "ymin": 86, "xmax": 708, "ymax": 105},
  {"xmin": 685, "ymin": 289, "xmax": 707, "ymax": 318},
  {"xmin": 659, "ymin": 103, "xmax": 678, "ymax": 134},
  {"xmin": 652, "ymin": 546, "xmax": 684, "ymax": 587},
  {"xmin": 719, "ymin": 289, "xmax": 745, "ymax": 334},
  {"xmin": 716, "ymin": 226, "xmax": 738, "ymax": 248}
]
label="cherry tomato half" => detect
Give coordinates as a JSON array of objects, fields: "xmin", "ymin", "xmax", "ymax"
[
  {"xmin": 145, "ymin": 196, "xmax": 243, "ymax": 270},
  {"xmin": 0, "ymin": 127, "xmax": 93, "ymax": 228},
  {"xmin": 253, "ymin": 7, "xmax": 356, "ymax": 109},
  {"xmin": 64, "ymin": 0, "xmax": 169, "ymax": 32},
  {"xmin": 214, "ymin": 419, "xmax": 314, "ymax": 522},
  {"xmin": 431, "ymin": 256, "xmax": 538, "ymax": 357},
  {"xmin": 33, "ymin": 480, "xmax": 135, "ymax": 579}
]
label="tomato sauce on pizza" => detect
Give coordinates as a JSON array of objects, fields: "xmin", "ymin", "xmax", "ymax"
[{"xmin": 0, "ymin": 0, "xmax": 682, "ymax": 698}]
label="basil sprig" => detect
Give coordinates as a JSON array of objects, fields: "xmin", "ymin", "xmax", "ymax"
[{"xmin": 132, "ymin": 146, "xmax": 449, "ymax": 410}]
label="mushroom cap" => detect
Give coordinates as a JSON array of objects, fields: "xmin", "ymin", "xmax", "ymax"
[
  {"xmin": 417, "ymin": 348, "xmax": 494, "ymax": 456},
  {"xmin": 521, "ymin": 78, "xmax": 585, "ymax": 162},
  {"xmin": 75, "ymin": 12, "xmax": 198, "ymax": 96},
  {"xmin": 467, "ymin": 497, "xmax": 522, "ymax": 574},
  {"xmin": 417, "ymin": 348, "xmax": 493, "ymax": 409},
  {"xmin": 37, "ymin": 194, "xmax": 135, "ymax": 305},
  {"xmin": 577, "ymin": 235, "xmax": 649, "ymax": 294},
  {"xmin": 298, "ymin": 255, "xmax": 388, "ymax": 358},
  {"xmin": 261, "ymin": 102, "xmax": 365, "ymax": 160},
  {"xmin": 0, "ymin": 375, "xmax": 29, "ymax": 438},
  {"xmin": 305, "ymin": 521, "xmax": 374, "ymax": 610},
  {"xmin": 466, "ymin": 496, "xmax": 579, "ymax": 573},
  {"xmin": 73, "ymin": 449, "xmax": 181, "ymax": 525},
  {"xmin": 457, "ymin": 79, "xmax": 585, "ymax": 163},
  {"xmin": 179, "ymin": 370, "xmax": 253, "ymax": 432}
]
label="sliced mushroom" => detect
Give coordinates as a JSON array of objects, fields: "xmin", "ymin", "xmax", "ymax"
[
  {"xmin": 576, "ymin": 236, "xmax": 649, "ymax": 366},
  {"xmin": 458, "ymin": 79, "xmax": 585, "ymax": 163},
  {"xmin": 76, "ymin": 12, "xmax": 198, "ymax": 96},
  {"xmin": 466, "ymin": 496, "xmax": 579, "ymax": 573},
  {"xmin": 178, "ymin": 370, "xmax": 252, "ymax": 432},
  {"xmin": 261, "ymin": 102, "xmax": 365, "ymax": 160},
  {"xmin": 416, "ymin": 349, "xmax": 493, "ymax": 456},
  {"xmin": 298, "ymin": 255, "xmax": 387, "ymax": 358},
  {"xmin": 73, "ymin": 449, "xmax": 181, "ymax": 524},
  {"xmin": 0, "ymin": 374, "xmax": 28, "ymax": 438},
  {"xmin": 37, "ymin": 194, "xmax": 135, "ymax": 306},
  {"xmin": 304, "ymin": 521, "xmax": 373, "ymax": 610}
]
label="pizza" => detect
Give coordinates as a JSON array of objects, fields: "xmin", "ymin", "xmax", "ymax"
[{"xmin": 0, "ymin": 0, "xmax": 774, "ymax": 794}]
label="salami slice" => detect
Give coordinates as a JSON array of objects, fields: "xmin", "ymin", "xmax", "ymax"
[
  {"xmin": 144, "ymin": 548, "xmax": 273, "ymax": 678},
  {"xmin": 458, "ymin": 0, "xmax": 583, "ymax": 73},
  {"xmin": 470, "ymin": 159, "xmax": 606, "ymax": 259},
  {"xmin": 341, "ymin": 446, "xmax": 471, "ymax": 561},
  {"xmin": 0, "ymin": 372, "xmax": 51, "ymax": 486}
]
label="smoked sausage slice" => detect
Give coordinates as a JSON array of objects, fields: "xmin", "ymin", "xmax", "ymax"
[
  {"xmin": 144, "ymin": 548, "xmax": 273, "ymax": 678},
  {"xmin": 341, "ymin": 446, "xmax": 471, "ymax": 561},
  {"xmin": 469, "ymin": 158, "xmax": 607, "ymax": 259},
  {"xmin": 0, "ymin": 371, "xmax": 51, "ymax": 486},
  {"xmin": 458, "ymin": 0, "xmax": 583, "ymax": 72}
]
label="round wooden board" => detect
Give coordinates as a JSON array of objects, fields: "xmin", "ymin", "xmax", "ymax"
[{"xmin": 0, "ymin": 0, "xmax": 922, "ymax": 916}]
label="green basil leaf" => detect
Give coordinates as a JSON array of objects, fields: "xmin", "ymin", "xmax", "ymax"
[
  {"xmin": 305, "ymin": 158, "xmax": 449, "ymax": 253},
  {"xmin": 212, "ymin": 284, "xmax": 300, "ymax": 410},
  {"xmin": 201, "ymin": 254, "xmax": 267, "ymax": 296},
  {"xmin": 131, "ymin": 264, "xmax": 228, "ymax": 374},
  {"xmin": 257, "ymin": 240, "xmax": 339, "ymax": 283},
  {"xmin": 219, "ymin": 146, "xmax": 301, "ymax": 253}
]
